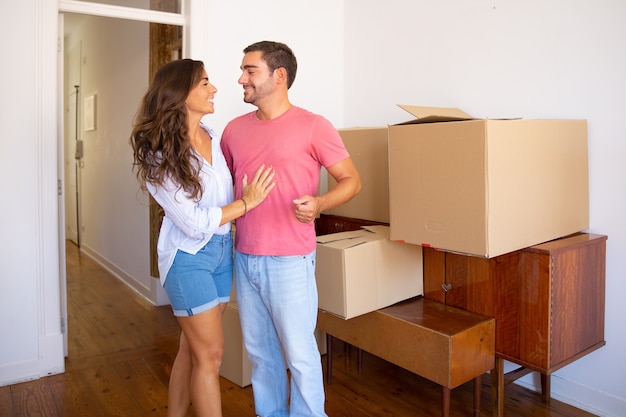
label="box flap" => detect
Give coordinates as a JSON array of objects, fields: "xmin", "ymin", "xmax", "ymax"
[
  {"xmin": 316, "ymin": 228, "xmax": 383, "ymax": 250},
  {"xmin": 316, "ymin": 229, "xmax": 369, "ymax": 244},
  {"xmin": 395, "ymin": 104, "xmax": 473, "ymax": 124},
  {"xmin": 361, "ymin": 225, "xmax": 390, "ymax": 238}
]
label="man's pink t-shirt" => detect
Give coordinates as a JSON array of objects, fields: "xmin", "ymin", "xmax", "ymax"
[{"xmin": 221, "ymin": 106, "xmax": 349, "ymax": 256}]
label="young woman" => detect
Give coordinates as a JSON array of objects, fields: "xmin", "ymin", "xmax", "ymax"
[{"xmin": 130, "ymin": 59, "xmax": 275, "ymax": 417}]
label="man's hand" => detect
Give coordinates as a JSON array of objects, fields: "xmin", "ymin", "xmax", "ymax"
[{"xmin": 293, "ymin": 196, "xmax": 319, "ymax": 223}]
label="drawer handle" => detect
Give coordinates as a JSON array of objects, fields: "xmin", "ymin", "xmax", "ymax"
[{"xmin": 442, "ymin": 283, "xmax": 452, "ymax": 292}]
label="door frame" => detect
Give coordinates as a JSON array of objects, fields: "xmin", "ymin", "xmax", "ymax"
[{"xmin": 56, "ymin": 0, "xmax": 197, "ymax": 356}]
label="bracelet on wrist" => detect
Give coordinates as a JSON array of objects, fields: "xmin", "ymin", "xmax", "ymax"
[{"xmin": 240, "ymin": 198, "xmax": 247, "ymax": 217}]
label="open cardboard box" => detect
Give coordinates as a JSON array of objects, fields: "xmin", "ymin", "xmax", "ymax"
[
  {"xmin": 388, "ymin": 105, "xmax": 589, "ymax": 258},
  {"xmin": 316, "ymin": 225, "xmax": 423, "ymax": 319}
]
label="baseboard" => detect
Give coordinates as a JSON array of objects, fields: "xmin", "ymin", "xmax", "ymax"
[
  {"xmin": 79, "ymin": 243, "xmax": 163, "ymax": 306},
  {"xmin": 515, "ymin": 372, "xmax": 624, "ymax": 417}
]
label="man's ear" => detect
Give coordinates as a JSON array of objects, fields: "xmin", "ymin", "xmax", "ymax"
[{"xmin": 274, "ymin": 67, "xmax": 288, "ymax": 85}]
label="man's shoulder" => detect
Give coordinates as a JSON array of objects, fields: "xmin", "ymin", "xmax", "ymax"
[
  {"xmin": 291, "ymin": 106, "xmax": 318, "ymax": 117},
  {"xmin": 290, "ymin": 106, "xmax": 333, "ymax": 125}
]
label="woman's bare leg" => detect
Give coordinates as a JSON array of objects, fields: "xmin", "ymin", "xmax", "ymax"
[
  {"xmin": 176, "ymin": 304, "xmax": 225, "ymax": 417},
  {"xmin": 167, "ymin": 332, "xmax": 192, "ymax": 417}
]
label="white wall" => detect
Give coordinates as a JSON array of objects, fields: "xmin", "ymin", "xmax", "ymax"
[
  {"xmin": 341, "ymin": 1, "xmax": 626, "ymax": 415},
  {"xmin": 200, "ymin": 0, "xmax": 345, "ymax": 135}
]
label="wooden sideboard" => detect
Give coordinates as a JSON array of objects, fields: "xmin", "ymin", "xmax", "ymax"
[
  {"xmin": 316, "ymin": 215, "xmax": 607, "ymax": 414},
  {"xmin": 423, "ymin": 232, "xmax": 607, "ymax": 409},
  {"xmin": 319, "ymin": 297, "xmax": 495, "ymax": 417},
  {"xmin": 315, "ymin": 213, "xmax": 388, "ymax": 235},
  {"xmin": 318, "ymin": 216, "xmax": 607, "ymax": 377}
]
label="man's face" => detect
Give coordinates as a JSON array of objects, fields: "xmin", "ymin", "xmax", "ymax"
[{"xmin": 238, "ymin": 51, "xmax": 276, "ymax": 105}]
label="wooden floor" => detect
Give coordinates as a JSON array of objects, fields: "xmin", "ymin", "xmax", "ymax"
[{"xmin": 0, "ymin": 241, "xmax": 598, "ymax": 417}]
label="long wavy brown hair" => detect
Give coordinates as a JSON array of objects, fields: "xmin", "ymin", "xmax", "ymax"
[{"xmin": 130, "ymin": 59, "xmax": 205, "ymax": 201}]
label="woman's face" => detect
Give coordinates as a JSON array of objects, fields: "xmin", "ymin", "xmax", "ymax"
[{"xmin": 185, "ymin": 69, "xmax": 218, "ymax": 117}]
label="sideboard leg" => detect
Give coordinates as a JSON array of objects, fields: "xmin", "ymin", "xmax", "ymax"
[{"xmin": 491, "ymin": 358, "xmax": 504, "ymax": 417}]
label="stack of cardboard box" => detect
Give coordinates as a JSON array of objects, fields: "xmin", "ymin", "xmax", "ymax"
[{"xmin": 318, "ymin": 105, "xmax": 589, "ymax": 318}]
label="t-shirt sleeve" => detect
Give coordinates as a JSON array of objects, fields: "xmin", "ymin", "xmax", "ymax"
[
  {"xmin": 220, "ymin": 124, "xmax": 233, "ymax": 172},
  {"xmin": 310, "ymin": 116, "xmax": 350, "ymax": 168}
]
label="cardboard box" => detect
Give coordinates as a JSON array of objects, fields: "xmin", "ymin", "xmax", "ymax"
[
  {"xmin": 388, "ymin": 105, "xmax": 589, "ymax": 258},
  {"xmin": 221, "ymin": 302, "xmax": 251, "ymax": 387},
  {"xmin": 324, "ymin": 127, "xmax": 390, "ymax": 223},
  {"xmin": 315, "ymin": 225, "xmax": 423, "ymax": 319},
  {"xmin": 221, "ymin": 302, "xmax": 327, "ymax": 387}
]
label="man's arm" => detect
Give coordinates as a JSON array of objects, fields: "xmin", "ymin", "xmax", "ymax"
[{"xmin": 293, "ymin": 157, "xmax": 361, "ymax": 223}]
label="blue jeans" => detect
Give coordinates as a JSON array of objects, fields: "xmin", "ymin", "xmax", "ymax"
[{"xmin": 235, "ymin": 250, "xmax": 327, "ymax": 417}]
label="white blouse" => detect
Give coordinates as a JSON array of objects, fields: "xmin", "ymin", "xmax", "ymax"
[{"xmin": 146, "ymin": 125, "xmax": 233, "ymax": 285}]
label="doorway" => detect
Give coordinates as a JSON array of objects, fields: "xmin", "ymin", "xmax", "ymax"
[{"xmin": 58, "ymin": 0, "xmax": 185, "ymax": 356}]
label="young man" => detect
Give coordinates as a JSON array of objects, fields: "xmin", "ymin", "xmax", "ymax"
[{"xmin": 221, "ymin": 41, "xmax": 361, "ymax": 417}]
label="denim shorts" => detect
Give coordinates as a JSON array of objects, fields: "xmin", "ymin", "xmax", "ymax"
[{"xmin": 164, "ymin": 233, "xmax": 233, "ymax": 317}]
